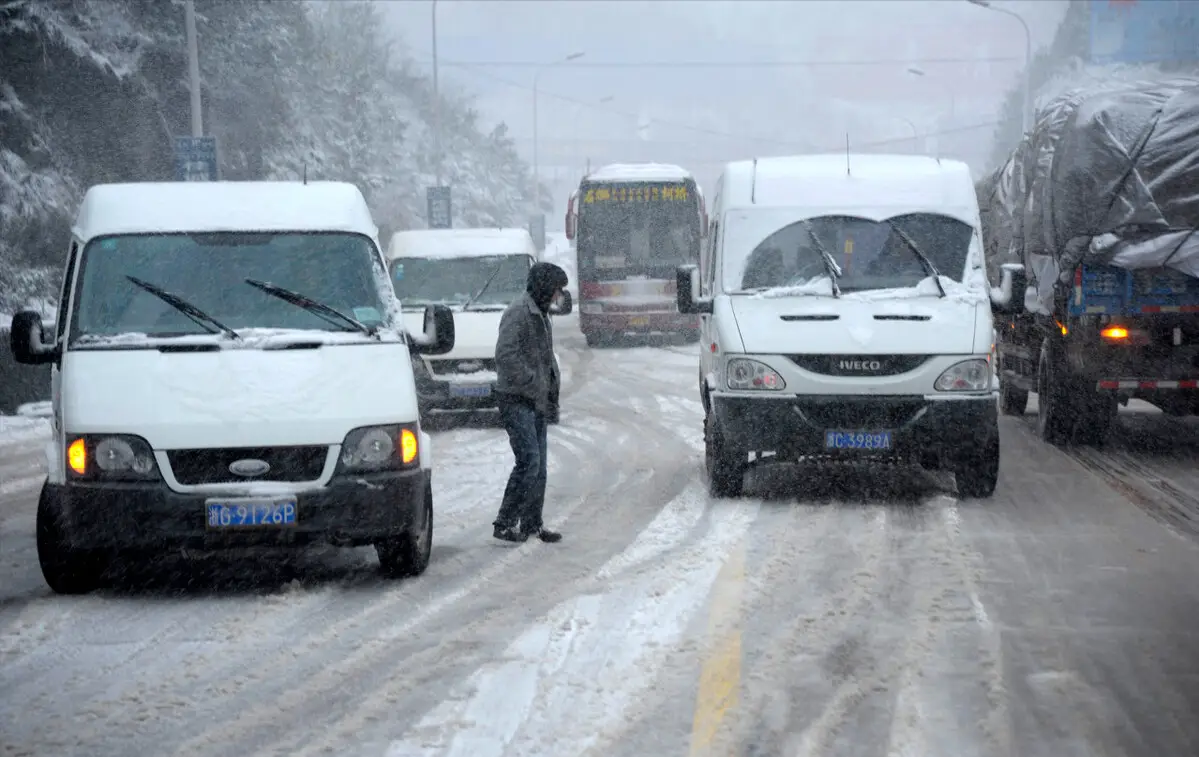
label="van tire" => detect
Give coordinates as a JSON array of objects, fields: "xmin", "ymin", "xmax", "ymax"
[
  {"xmin": 375, "ymin": 483, "xmax": 433, "ymax": 578},
  {"xmin": 705, "ymin": 413, "xmax": 745, "ymax": 498},
  {"xmin": 954, "ymin": 432, "xmax": 999, "ymax": 499},
  {"xmin": 583, "ymin": 332, "xmax": 604, "ymax": 348},
  {"xmin": 999, "ymin": 382, "xmax": 1028, "ymax": 416},
  {"xmin": 37, "ymin": 483, "xmax": 108, "ymax": 595}
]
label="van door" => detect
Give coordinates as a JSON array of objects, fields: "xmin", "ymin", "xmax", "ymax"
[{"xmin": 48, "ymin": 239, "xmax": 80, "ymax": 483}]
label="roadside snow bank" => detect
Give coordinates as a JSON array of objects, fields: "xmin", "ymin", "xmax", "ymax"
[{"xmin": 0, "ymin": 415, "xmax": 50, "ymax": 445}]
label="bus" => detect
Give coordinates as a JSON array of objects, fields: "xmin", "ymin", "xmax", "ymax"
[{"xmin": 565, "ymin": 163, "xmax": 705, "ymax": 347}]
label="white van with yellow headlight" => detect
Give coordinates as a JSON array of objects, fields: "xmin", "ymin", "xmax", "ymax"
[{"xmin": 9, "ymin": 181, "xmax": 455, "ymax": 594}]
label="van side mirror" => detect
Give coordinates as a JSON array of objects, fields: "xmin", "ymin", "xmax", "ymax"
[
  {"xmin": 411, "ymin": 304, "xmax": 455, "ymax": 355},
  {"xmin": 676, "ymin": 264, "xmax": 712, "ymax": 315},
  {"xmin": 565, "ymin": 212, "xmax": 576, "ymax": 241},
  {"xmin": 549, "ymin": 289, "xmax": 573, "ymax": 316},
  {"xmin": 990, "ymin": 263, "xmax": 1027, "ymax": 316},
  {"xmin": 10, "ymin": 311, "xmax": 59, "ymax": 365}
]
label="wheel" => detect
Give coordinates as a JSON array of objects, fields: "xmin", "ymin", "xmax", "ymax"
[
  {"xmin": 583, "ymin": 332, "xmax": 603, "ymax": 348},
  {"xmin": 375, "ymin": 481, "xmax": 433, "ymax": 578},
  {"xmin": 1036, "ymin": 338, "xmax": 1075, "ymax": 446},
  {"xmin": 704, "ymin": 412, "xmax": 745, "ymax": 498},
  {"xmin": 36, "ymin": 482, "xmax": 108, "ymax": 595},
  {"xmin": 1073, "ymin": 390, "xmax": 1117, "ymax": 447},
  {"xmin": 679, "ymin": 329, "xmax": 701, "ymax": 344},
  {"xmin": 954, "ymin": 431, "xmax": 999, "ymax": 499},
  {"xmin": 998, "ymin": 381, "xmax": 1028, "ymax": 416}
]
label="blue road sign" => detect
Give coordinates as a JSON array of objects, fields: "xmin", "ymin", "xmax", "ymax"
[
  {"xmin": 1090, "ymin": 0, "xmax": 1199, "ymax": 65},
  {"xmin": 427, "ymin": 186, "xmax": 452, "ymax": 229},
  {"xmin": 173, "ymin": 136, "xmax": 219, "ymax": 182}
]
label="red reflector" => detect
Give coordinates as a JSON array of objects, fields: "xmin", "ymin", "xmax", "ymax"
[{"xmin": 1098, "ymin": 380, "xmax": 1119, "ymax": 390}]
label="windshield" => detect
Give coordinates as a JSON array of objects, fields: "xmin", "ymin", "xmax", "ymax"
[
  {"xmin": 726, "ymin": 212, "xmax": 973, "ymax": 293},
  {"xmin": 577, "ymin": 182, "xmax": 700, "ymax": 279},
  {"xmin": 70, "ymin": 232, "xmax": 387, "ymax": 342},
  {"xmin": 389, "ymin": 254, "xmax": 532, "ymax": 308}
]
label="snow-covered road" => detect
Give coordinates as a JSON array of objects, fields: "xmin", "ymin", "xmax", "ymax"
[{"xmin": 3, "ymin": 320, "xmax": 1199, "ymax": 757}]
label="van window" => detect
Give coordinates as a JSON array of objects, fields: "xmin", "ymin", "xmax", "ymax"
[
  {"xmin": 730, "ymin": 213, "xmax": 973, "ymax": 293},
  {"xmin": 390, "ymin": 254, "xmax": 531, "ymax": 309},
  {"xmin": 70, "ymin": 232, "xmax": 386, "ymax": 343}
]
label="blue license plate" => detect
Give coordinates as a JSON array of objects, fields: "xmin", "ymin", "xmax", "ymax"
[
  {"xmin": 206, "ymin": 499, "xmax": 297, "ymax": 529},
  {"xmin": 824, "ymin": 431, "xmax": 892, "ymax": 450},
  {"xmin": 450, "ymin": 383, "xmax": 491, "ymax": 398}
]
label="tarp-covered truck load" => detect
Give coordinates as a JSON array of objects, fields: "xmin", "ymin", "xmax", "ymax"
[
  {"xmin": 983, "ymin": 77, "xmax": 1199, "ymax": 446},
  {"xmin": 982, "ymin": 77, "xmax": 1199, "ymax": 315}
]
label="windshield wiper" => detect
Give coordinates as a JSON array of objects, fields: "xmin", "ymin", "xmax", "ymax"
[
  {"xmin": 462, "ymin": 263, "xmax": 505, "ymax": 312},
  {"xmin": 244, "ymin": 279, "xmax": 374, "ymax": 335},
  {"xmin": 883, "ymin": 221, "xmax": 947, "ymax": 298},
  {"xmin": 797, "ymin": 220, "xmax": 843, "ymax": 298},
  {"xmin": 126, "ymin": 276, "xmax": 241, "ymax": 339}
]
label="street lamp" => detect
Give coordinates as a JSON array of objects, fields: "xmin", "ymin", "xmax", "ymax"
[
  {"xmin": 184, "ymin": 0, "xmax": 202, "ymax": 137},
  {"xmin": 894, "ymin": 115, "xmax": 920, "ymax": 153},
  {"xmin": 966, "ymin": 0, "xmax": 1033, "ymax": 134},
  {"xmin": 907, "ymin": 66, "xmax": 956, "ymax": 124},
  {"xmin": 532, "ymin": 51, "xmax": 585, "ymax": 212}
]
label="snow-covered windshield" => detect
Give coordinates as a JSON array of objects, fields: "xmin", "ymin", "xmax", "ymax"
[
  {"xmin": 70, "ymin": 232, "xmax": 387, "ymax": 343},
  {"xmin": 577, "ymin": 185, "xmax": 700, "ymax": 279},
  {"xmin": 724, "ymin": 211, "xmax": 973, "ymax": 293},
  {"xmin": 390, "ymin": 254, "xmax": 531, "ymax": 309}
]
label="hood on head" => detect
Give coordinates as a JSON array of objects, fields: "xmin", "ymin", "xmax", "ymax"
[{"xmin": 528, "ymin": 262, "xmax": 569, "ymax": 312}]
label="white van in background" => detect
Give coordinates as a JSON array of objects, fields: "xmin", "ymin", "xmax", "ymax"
[
  {"xmin": 676, "ymin": 154, "xmax": 998, "ymax": 499},
  {"xmin": 386, "ymin": 228, "xmax": 572, "ymax": 423},
  {"xmin": 9, "ymin": 181, "xmax": 455, "ymax": 594}
]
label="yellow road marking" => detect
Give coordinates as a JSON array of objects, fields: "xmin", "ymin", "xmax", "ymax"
[{"xmin": 689, "ymin": 540, "xmax": 748, "ymax": 756}]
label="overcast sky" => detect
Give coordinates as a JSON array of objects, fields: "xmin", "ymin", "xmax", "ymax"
[{"xmin": 380, "ymin": 0, "xmax": 1068, "ymax": 212}]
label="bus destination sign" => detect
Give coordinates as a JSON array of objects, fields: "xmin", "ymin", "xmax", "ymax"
[{"xmin": 582, "ymin": 184, "xmax": 689, "ymax": 204}]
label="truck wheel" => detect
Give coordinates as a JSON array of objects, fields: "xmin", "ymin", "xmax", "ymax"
[
  {"xmin": 375, "ymin": 483, "xmax": 433, "ymax": 578},
  {"xmin": 583, "ymin": 332, "xmax": 604, "ymax": 349},
  {"xmin": 999, "ymin": 382, "xmax": 1028, "ymax": 416},
  {"xmin": 954, "ymin": 432, "xmax": 1000, "ymax": 499},
  {"xmin": 1036, "ymin": 338, "xmax": 1075, "ymax": 446},
  {"xmin": 705, "ymin": 413, "xmax": 745, "ymax": 498},
  {"xmin": 1073, "ymin": 391, "xmax": 1117, "ymax": 446},
  {"xmin": 37, "ymin": 483, "xmax": 108, "ymax": 595}
]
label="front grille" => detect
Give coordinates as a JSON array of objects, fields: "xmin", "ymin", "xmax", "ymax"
[
  {"xmin": 167, "ymin": 446, "xmax": 329, "ymax": 485},
  {"xmin": 430, "ymin": 358, "xmax": 496, "ymax": 375},
  {"xmin": 796, "ymin": 399, "xmax": 927, "ymax": 430},
  {"xmin": 787, "ymin": 354, "xmax": 930, "ymax": 377}
]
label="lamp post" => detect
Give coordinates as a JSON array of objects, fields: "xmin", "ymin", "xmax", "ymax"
[
  {"xmin": 907, "ymin": 66, "xmax": 956, "ymax": 124},
  {"xmin": 184, "ymin": 0, "xmax": 202, "ymax": 137},
  {"xmin": 895, "ymin": 114, "xmax": 920, "ymax": 152},
  {"xmin": 431, "ymin": 0, "xmax": 441, "ymax": 185},
  {"xmin": 966, "ymin": 0, "xmax": 1034, "ymax": 133},
  {"xmin": 532, "ymin": 51, "xmax": 585, "ymax": 212}
]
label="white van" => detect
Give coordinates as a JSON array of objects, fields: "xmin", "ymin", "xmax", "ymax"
[
  {"xmin": 385, "ymin": 228, "xmax": 572, "ymax": 422},
  {"xmin": 9, "ymin": 181, "xmax": 455, "ymax": 594},
  {"xmin": 676, "ymin": 155, "xmax": 998, "ymax": 499}
]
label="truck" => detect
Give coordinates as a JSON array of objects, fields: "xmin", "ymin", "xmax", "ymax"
[
  {"xmin": 564, "ymin": 163, "xmax": 706, "ymax": 347},
  {"xmin": 983, "ymin": 77, "xmax": 1199, "ymax": 446}
]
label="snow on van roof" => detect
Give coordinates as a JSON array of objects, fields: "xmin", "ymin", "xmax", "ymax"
[
  {"xmin": 585, "ymin": 163, "xmax": 694, "ymax": 184},
  {"xmin": 721, "ymin": 154, "xmax": 975, "ymax": 212},
  {"xmin": 72, "ymin": 181, "xmax": 378, "ymax": 241},
  {"xmin": 386, "ymin": 227, "xmax": 536, "ymax": 260}
]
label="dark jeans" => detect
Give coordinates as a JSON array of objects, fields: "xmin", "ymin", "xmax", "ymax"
[{"xmin": 493, "ymin": 393, "xmax": 549, "ymax": 534}]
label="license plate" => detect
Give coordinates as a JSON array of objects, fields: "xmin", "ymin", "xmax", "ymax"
[
  {"xmin": 450, "ymin": 383, "xmax": 492, "ymax": 398},
  {"xmin": 629, "ymin": 316, "xmax": 650, "ymax": 327},
  {"xmin": 206, "ymin": 498, "xmax": 297, "ymax": 529},
  {"xmin": 824, "ymin": 431, "xmax": 892, "ymax": 450}
]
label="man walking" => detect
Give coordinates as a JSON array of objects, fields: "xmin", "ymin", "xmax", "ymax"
[{"xmin": 492, "ymin": 261, "xmax": 570, "ymax": 543}]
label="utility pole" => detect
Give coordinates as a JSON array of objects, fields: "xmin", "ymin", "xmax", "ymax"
[
  {"xmin": 432, "ymin": 0, "xmax": 441, "ymax": 185},
  {"xmin": 184, "ymin": 0, "xmax": 202, "ymax": 137},
  {"xmin": 966, "ymin": 0, "xmax": 1034, "ymax": 133}
]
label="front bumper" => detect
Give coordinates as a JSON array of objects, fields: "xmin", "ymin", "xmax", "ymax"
[
  {"xmin": 711, "ymin": 393, "xmax": 998, "ymax": 462},
  {"xmin": 416, "ymin": 377, "xmax": 499, "ymax": 411},
  {"xmin": 49, "ymin": 468, "xmax": 429, "ymax": 550},
  {"xmin": 580, "ymin": 311, "xmax": 697, "ymax": 335}
]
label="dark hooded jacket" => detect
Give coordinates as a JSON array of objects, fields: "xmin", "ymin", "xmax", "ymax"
[{"xmin": 494, "ymin": 262, "xmax": 568, "ymax": 412}]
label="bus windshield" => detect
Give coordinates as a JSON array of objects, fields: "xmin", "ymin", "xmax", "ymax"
[{"xmin": 576, "ymin": 183, "xmax": 700, "ymax": 279}]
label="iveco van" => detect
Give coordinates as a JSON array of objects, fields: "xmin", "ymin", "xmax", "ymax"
[
  {"xmin": 9, "ymin": 181, "xmax": 455, "ymax": 594},
  {"xmin": 385, "ymin": 228, "xmax": 571, "ymax": 423},
  {"xmin": 676, "ymin": 155, "xmax": 998, "ymax": 499}
]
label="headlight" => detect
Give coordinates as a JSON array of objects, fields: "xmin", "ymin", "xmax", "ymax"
[
  {"xmin": 580, "ymin": 303, "xmax": 603, "ymax": 315},
  {"xmin": 934, "ymin": 359, "xmax": 991, "ymax": 392},
  {"xmin": 336, "ymin": 424, "xmax": 420, "ymax": 473},
  {"xmin": 726, "ymin": 358, "xmax": 786, "ymax": 391},
  {"xmin": 66, "ymin": 434, "xmax": 159, "ymax": 480}
]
